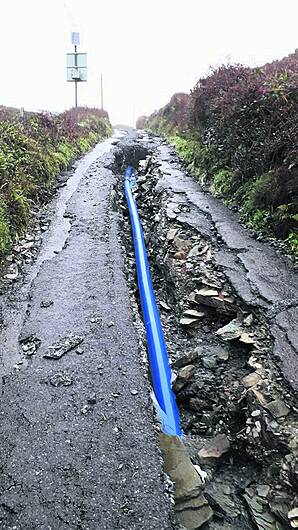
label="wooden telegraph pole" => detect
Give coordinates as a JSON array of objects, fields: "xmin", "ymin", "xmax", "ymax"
[{"xmin": 100, "ymin": 73, "xmax": 103, "ymax": 111}]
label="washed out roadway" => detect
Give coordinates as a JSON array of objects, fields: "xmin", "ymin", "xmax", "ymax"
[
  {"xmin": 154, "ymin": 141, "xmax": 298, "ymax": 393},
  {"xmin": 0, "ymin": 134, "xmax": 173, "ymax": 530}
]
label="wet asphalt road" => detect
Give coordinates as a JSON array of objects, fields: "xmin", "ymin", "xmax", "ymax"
[
  {"xmin": 0, "ymin": 134, "xmax": 173, "ymax": 530},
  {"xmin": 1, "ymin": 130, "xmax": 297, "ymax": 530}
]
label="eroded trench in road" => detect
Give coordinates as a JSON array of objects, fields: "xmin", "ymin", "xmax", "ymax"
[{"xmin": 114, "ymin": 138, "xmax": 298, "ymax": 530}]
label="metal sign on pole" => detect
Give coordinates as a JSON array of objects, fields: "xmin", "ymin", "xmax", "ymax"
[
  {"xmin": 67, "ymin": 32, "xmax": 87, "ymax": 108},
  {"xmin": 71, "ymin": 32, "xmax": 80, "ymax": 46}
]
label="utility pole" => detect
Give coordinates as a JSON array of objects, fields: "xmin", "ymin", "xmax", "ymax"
[
  {"xmin": 67, "ymin": 32, "xmax": 87, "ymax": 108},
  {"xmin": 100, "ymin": 73, "xmax": 103, "ymax": 110},
  {"xmin": 74, "ymin": 44, "xmax": 78, "ymax": 108}
]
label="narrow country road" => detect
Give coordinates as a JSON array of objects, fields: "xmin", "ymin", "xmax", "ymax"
[
  {"xmin": 0, "ymin": 130, "xmax": 297, "ymax": 530},
  {"xmin": 0, "ymin": 132, "xmax": 173, "ymax": 530}
]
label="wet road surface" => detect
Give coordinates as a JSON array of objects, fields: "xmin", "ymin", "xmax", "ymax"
[
  {"xmin": 1, "ymin": 130, "xmax": 297, "ymax": 530},
  {"xmin": 0, "ymin": 134, "xmax": 173, "ymax": 530}
]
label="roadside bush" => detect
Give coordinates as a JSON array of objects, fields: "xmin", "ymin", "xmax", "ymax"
[
  {"xmin": 143, "ymin": 50, "xmax": 298, "ymax": 251},
  {"xmin": 210, "ymin": 170, "xmax": 235, "ymax": 198},
  {"xmin": 147, "ymin": 93, "xmax": 190, "ymax": 136},
  {"xmin": 287, "ymin": 232, "xmax": 298, "ymax": 254},
  {"xmin": 0, "ymin": 106, "xmax": 112, "ymax": 256}
]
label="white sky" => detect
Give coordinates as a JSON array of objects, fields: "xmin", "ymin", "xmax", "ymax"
[{"xmin": 0, "ymin": 0, "xmax": 297, "ymax": 125}]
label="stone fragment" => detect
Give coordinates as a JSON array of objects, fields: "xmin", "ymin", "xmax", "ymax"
[
  {"xmin": 193, "ymin": 288, "xmax": 236, "ymax": 314},
  {"xmin": 188, "ymin": 291, "xmax": 198, "ymax": 303},
  {"xmin": 20, "ymin": 335, "xmax": 41, "ymax": 356},
  {"xmin": 256, "ymin": 485, "xmax": 270, "ymax": 498},
  {"xmin": 289, "ymin": 509, "xmax": 298, "ymax": 520},
  {"xmin": 289, "ymin": 508, "xmax": 298, "ymax": 528},
  {"xmin": 173, "ymin": 365, "xmax": 196, "ymax": 392},
  {"xmin": 201, "ymin": 277, "xmax": 222, "ymax": 289},
  {"xmin": 159, "ymin": 433, "xmax": 203, "ymax": 499},
  {"xmin": 176, "ymin": 501, "xmax": 213, "ymax": 529},
  {"xmin": 159, "ymin": 434, "xmax": 213, "ymax": 528},
  {"xmin": 174, "ymin": 237, "xmax": 191, "ymax": 251},
  {"xmin": 216, "ymin": 319, "xmax": 243, "ymax": 340},
  {"xmin": 266, "ymin": 399, "xmax": 290, "ymax": 419},
  {"xmin": 44, "ymin": 335, "xmax": 84, "ymax": 359},
  {"xmin": 242, "ymin": 372, "xmax": 262, "ymax": 388},
  {"xmin": 196, "ymin": 287, "xmax": 219, "ymax": 297},
  {"xmin": 180, "ymin": 317, "xmax": 199, "ymax": 327},
  {"xmin": 183, "ymin": 309, "xmax": 205, "ymax": 319},
  {"xmin": 4, "ymin": 264, "xmax": 19, "ymax": 280},
  {"xmin": 243, "ymin": 489, "xmax": 279, "ymax": 530},
  {"xmin": 253, "ymin": 421, "xmax": 262, "ymax": 436},
  {"xmin": 22, "ymin": 241, "xmax": 34, "ymax": 250},
  {"xmin": 198, "ymin": 434, "xmax": 230, "ymax": 460},
  {"xmin": 244, "ymin": 314, "xmax": 254, "ymax": 326},
  {"xmin": 217, "ymin": 350, "xmax": 229, "ymax": 361},
  {"xmin": 239, "ymin": 332, "xmax": 255, "ymax": 344},
  {"xmin": 193, "ymin": 465, "xmax": 208, "ymax": 483},
  {"xmin": 248, "ymin": 355, "xmax": 262, "ymax": 369},
  {"xmin": 202, "ymin": 356, "xmax": 217, "ymax": 369},
  {"xmin": 173, "ymin": 351, "xmax": 198, "ymax": 369},
  {"xmin": 175, "ymin": 496, "xmax": 208, "ymax": 512},
  {"xmin": 205, "ymin": 483, "xmax": 240, "ymax": 518},
  {"xmin": 188, "ymin": 245, "xmax": 202, "ymax": 258},
  {"xmin": 189, "ymin": 398, "xmax": 204, "ymax": 412},
  {"xmin": 196, "ymin": 244, "xmax": 209, "ymax": 256},
  {"xmin": 166, "ymin": 228, "xmax": 178, "ymax": 241},
  {"xmin": 251, "ymin": 388, "xmax": 268, "ymax": 407},
  {"xmin": 174, "ymin": 250, "xmax": 186, "ymax": 260},
  {"xmin": 160, "ymin": 301, "xmax": 171, "ymax": 311},
  {"xmin": 40, "ymin": 299, "xmax": 54, "ymax": 308},
  {"xmin": 49, "ymin": 372, "xmax": 72, "ymax": 387}
]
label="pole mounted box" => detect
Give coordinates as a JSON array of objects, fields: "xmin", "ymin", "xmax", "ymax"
[{"xmin": 66, "ymin": 53, "xmax": 87, "ymax": 82}]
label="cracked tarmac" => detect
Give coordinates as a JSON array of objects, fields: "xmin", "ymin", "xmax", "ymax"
[
  {"xmin": 0, "ymin": 130, "xmax": 297, "ymax": 530},
  {"xmin": 0, "ymin": 133, "xmax": 173, "ymax": 530},
  {"xmin": 155, "ymin": 143, "xmax": 298, "ymax": 393}
]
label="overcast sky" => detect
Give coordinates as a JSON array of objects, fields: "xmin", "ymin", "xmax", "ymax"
[{"xmin": 0, "ymin": 0, "xmax": 297, "ymax": 125}]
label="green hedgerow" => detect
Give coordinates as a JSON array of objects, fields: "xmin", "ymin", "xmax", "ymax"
[
  {"xmin": 286, "ymin": 232, "xmax": 298, "ymax": 255},
  {"xmin": 0, "ymin": 107, "xmax": 112, "ymax": 257},
  {"xmin": 0, "ymin": 197, "xmax": 10, "ymax": 253}
]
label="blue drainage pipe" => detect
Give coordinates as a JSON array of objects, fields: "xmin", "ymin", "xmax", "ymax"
[{"xmin": 124, "ymin": 165, "xmax": 182, "ymax": 437}]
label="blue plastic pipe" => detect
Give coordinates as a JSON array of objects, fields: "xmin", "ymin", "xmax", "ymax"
[{"xmin": 124, "ymin": 165, "xmax": 182, "ymax": 437}]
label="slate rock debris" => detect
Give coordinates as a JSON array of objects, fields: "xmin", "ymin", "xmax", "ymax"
[{"xmin": 44, "ymin": 335, "xmax": 84, "ymax": 359}]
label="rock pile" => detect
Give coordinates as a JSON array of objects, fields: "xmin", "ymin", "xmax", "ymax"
[{"xmin": 118, "ymin": 140, "xmax": 297, "ymax": 529}]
